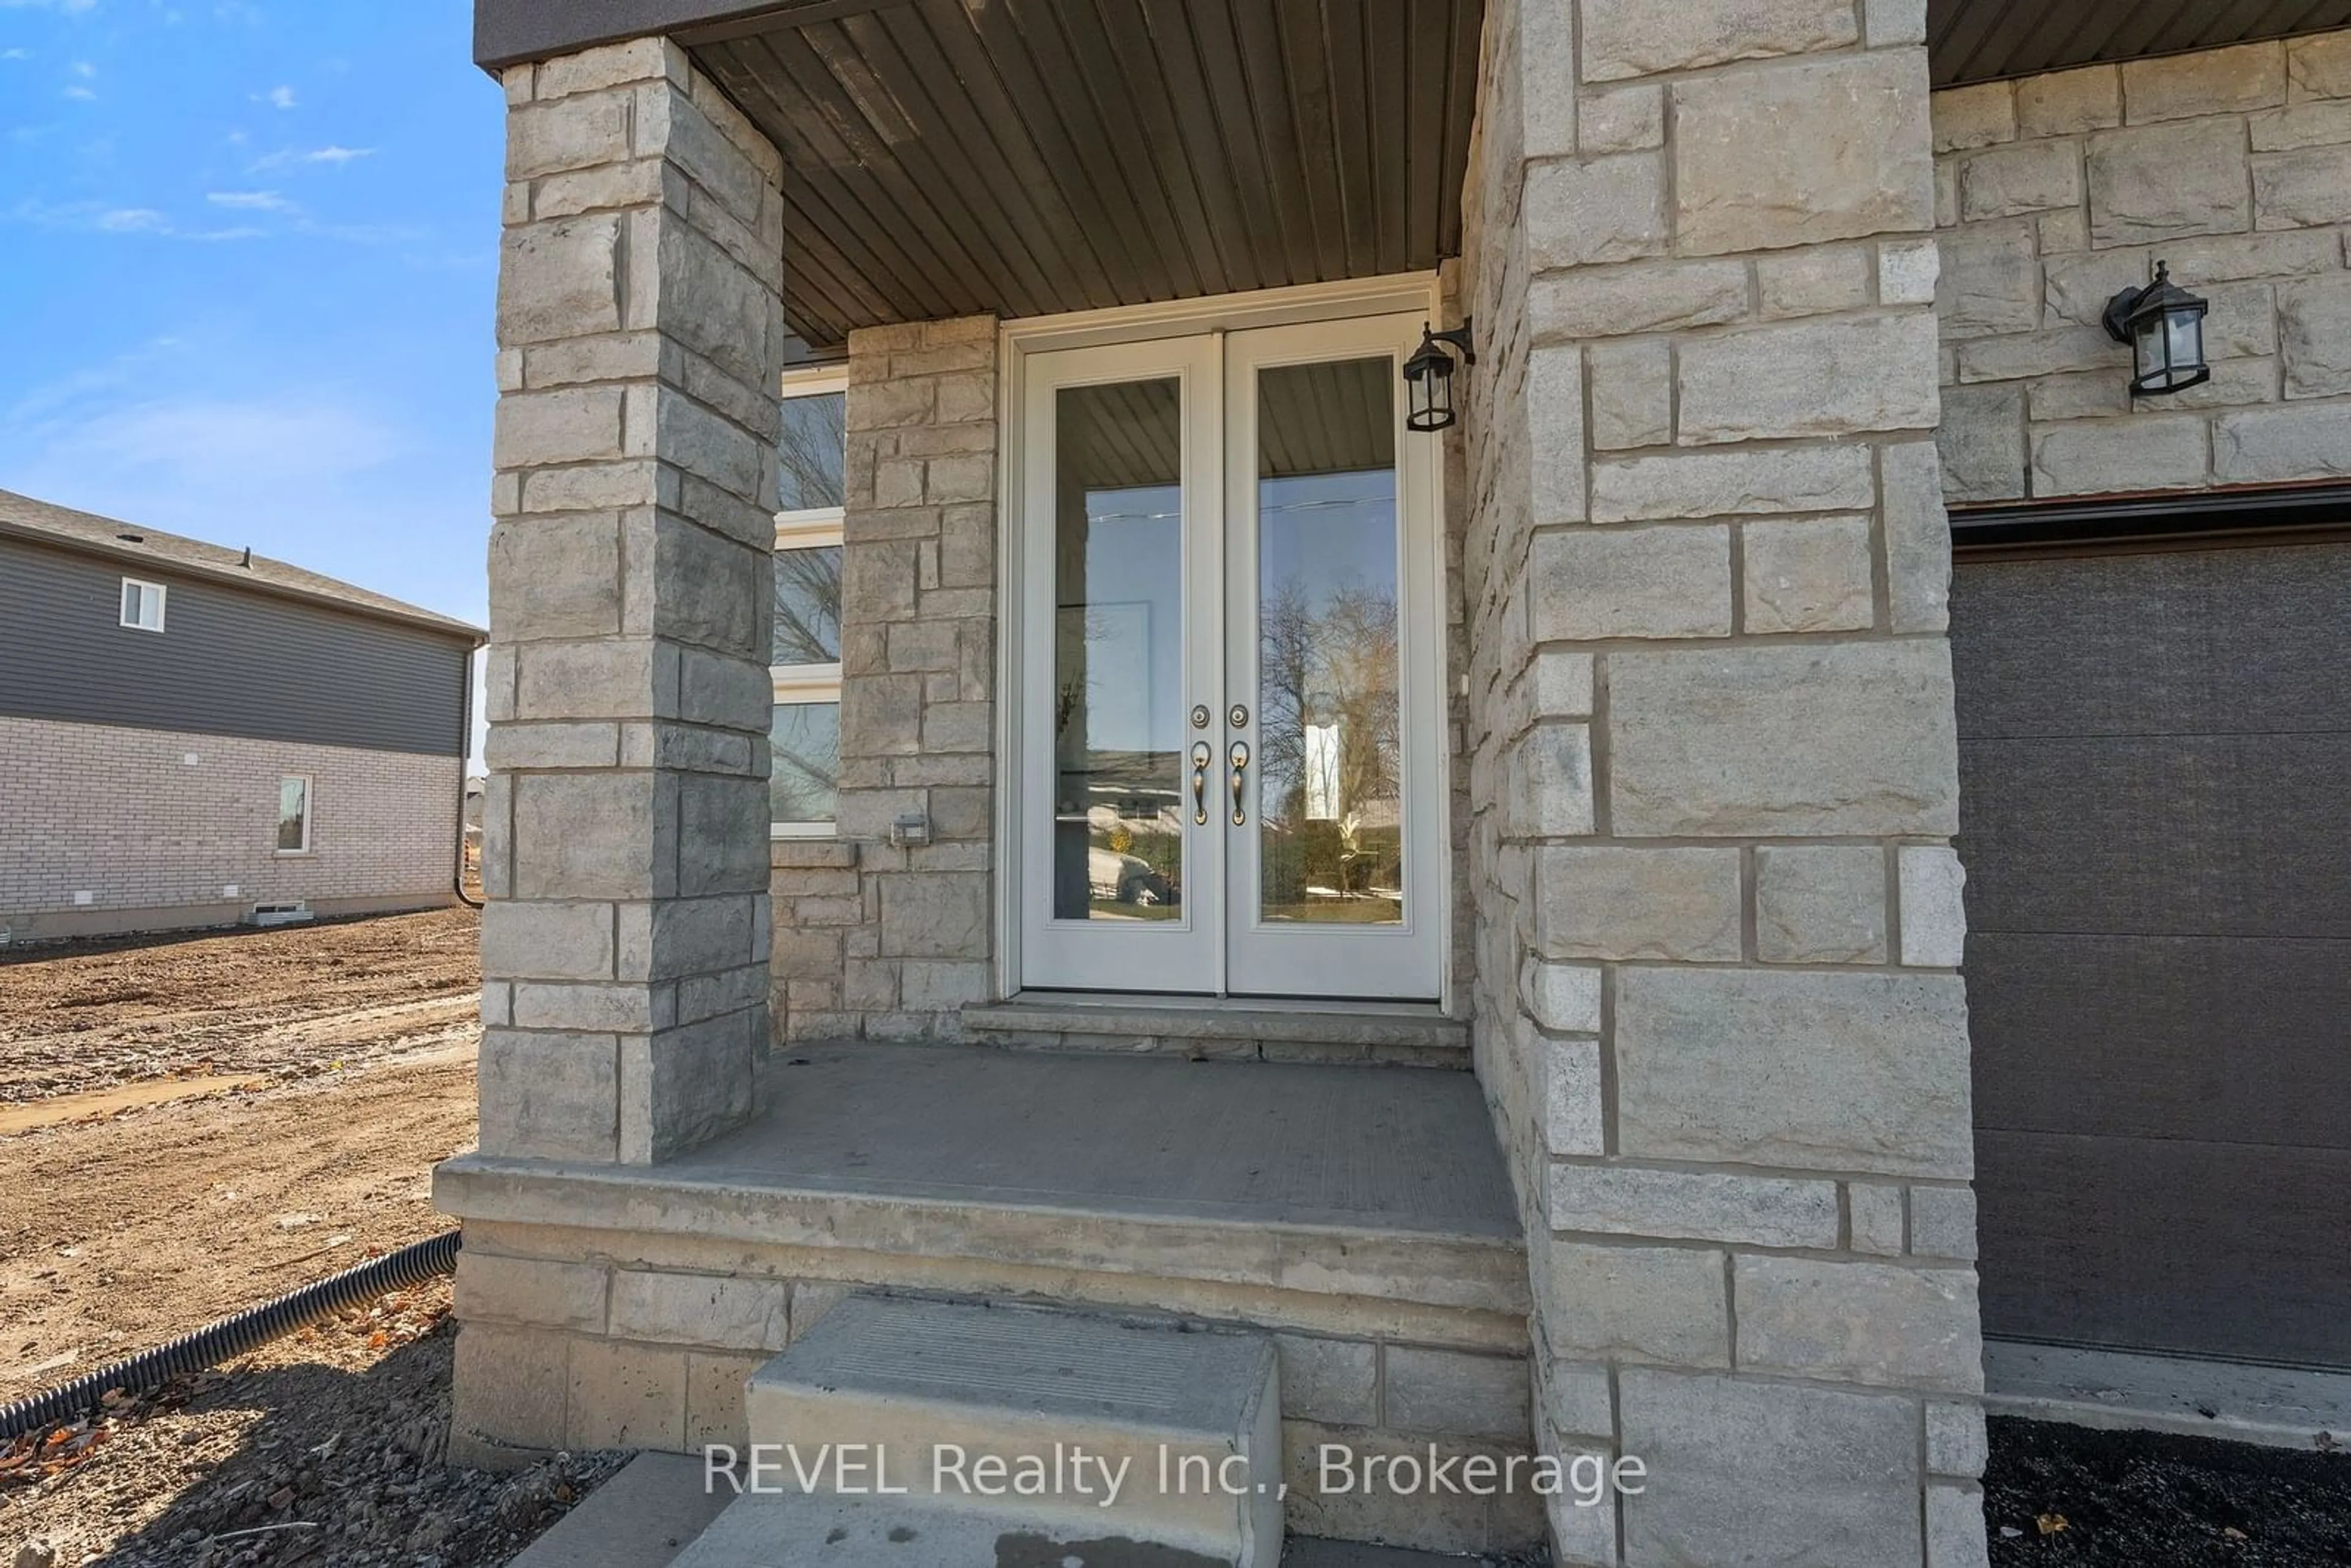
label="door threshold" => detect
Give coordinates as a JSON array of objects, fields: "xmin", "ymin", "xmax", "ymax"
[
  {"xmin": 964, "ymin": 994, "xmax": 1469, "ymax": 1067},
  {"xmin": 1003, "ymin": 989, "xmax": 1451, "ymax": 1018}
]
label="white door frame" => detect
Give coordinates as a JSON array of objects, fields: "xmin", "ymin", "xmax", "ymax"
[{"xmin": 995, "ymin": 272, "xmax": 1452, "ymax": 1009}]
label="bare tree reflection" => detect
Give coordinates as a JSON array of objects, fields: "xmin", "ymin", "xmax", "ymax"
[
  {"xmin": 770, "ymin": 705, "xmax": 841, "ymax": 823},
  {"xmin": 779, "ymin": 391, "xmax": 847, "ymax": 511},
  {"xmin": 773, "ymin": 547, "xmax": 842, "ymax": 666},
  {"xmin": 1259, "ymin": 576, "xmax": 1401, "ymax": 918}
]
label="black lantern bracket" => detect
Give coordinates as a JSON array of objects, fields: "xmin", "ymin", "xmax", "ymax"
[
  {"xmin": 1423, "ymin": 322, "xmax": 1475, "ymax": 366},
  {"xmin": 2102, "ymin": 261, "xmax": 2211, "ymax": 398},
  {"xmin": 1402, "ymin": 318, "xmax": 1477, "ymax": 433}
]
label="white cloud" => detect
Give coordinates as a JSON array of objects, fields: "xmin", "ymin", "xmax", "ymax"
[
  {"xmin": 69, "ymin": 58, "xmax": 91, "ymax": 74},
  {"xmin": 8, "ymin": 198, "xmax": 266, "ymax": 241},
  {"xmin": 61, "ymin": 83, "xmax": 93, "ymax": 98},
  {"xmin": 256, "ymin": 83, "xmax": 294, "ymax": 110},
  {"xmin": 0, "ymin": 47, "xmax": 31, "ymax": 59},
  {"xmin": 205, "ymin": 189, "xmax": 286, "ymax": 210},
  {"xmin": 0, "ymin": 0, "xmax": 99, "ymax": 12},
  {"xmin": 247, "ymin": 143, "xmax": 373, "ymax": 171}
]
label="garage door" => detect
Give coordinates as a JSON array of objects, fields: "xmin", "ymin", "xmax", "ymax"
[{"xmin": 1952, "ymin": 538, "xmax": 2351, "ymax": 1369}]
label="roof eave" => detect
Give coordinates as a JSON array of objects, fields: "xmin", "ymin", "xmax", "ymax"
[{"xmin": 0, "ymin": 517, "xmax": 489, "ymax": 648}]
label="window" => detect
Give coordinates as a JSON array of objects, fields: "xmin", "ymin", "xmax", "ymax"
[
  {"xmin": 276, "ymin": 775, "xmax": 313, "ymax": 854},
  {"xmin": 773, "ymin": 365, "xmax": 847, "ymax": 837},
  {"xmin": 120, "ymin": 577, "xmax": 167, "ymax": 632}
]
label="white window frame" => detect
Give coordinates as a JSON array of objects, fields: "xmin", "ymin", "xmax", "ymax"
[
  {"xmin": 771, "ymin": 365, "xmax": 847, "ymax": 840},
  {"xmin": 119, "ymin": 577, "xmax": 167, "ymax": 632},
  {"xmin": 275, "ymin": 774, "xmax": 314, "ymax": 856}
]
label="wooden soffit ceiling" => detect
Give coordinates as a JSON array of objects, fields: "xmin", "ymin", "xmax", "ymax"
[{"xmin": 681, "ymin": 0, "xmax": 1481, "ymax": 350}]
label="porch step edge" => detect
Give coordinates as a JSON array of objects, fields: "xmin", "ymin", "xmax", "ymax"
[
  {"xmin": 964, "ymin": 997, "xmax": 1469, "ymax": 1062},
  {"xmin": 736, "ymin": 1295, "xmax": 1281, "ymax": 1566}
]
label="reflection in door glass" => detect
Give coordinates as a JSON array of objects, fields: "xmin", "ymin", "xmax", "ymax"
[
  {"xmin": 1053, "ymin": 380, "xmax": 1185, "ymax": 923},
  {"xmin": 1257, "ymin": 358, "xmax": 1403, "ymax": 926}
]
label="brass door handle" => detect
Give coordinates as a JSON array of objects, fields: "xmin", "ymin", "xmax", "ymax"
[
  {"xmin": 1229, "ymin": 741, "xmax": 1250, "ymax": 827},
  {"xmin": 1190, "ymin": 742, "xmax": 1212, "ymax": 826}
]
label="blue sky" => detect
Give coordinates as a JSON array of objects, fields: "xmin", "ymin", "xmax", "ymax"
[{"xmin": 0, "ymin": 0, "xmax": 501, "ymax": 660}]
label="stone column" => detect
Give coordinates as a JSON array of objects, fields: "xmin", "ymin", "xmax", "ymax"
[
  {"xmin": 478, "ymin": 38, "xmax": 784, "ymax": 1166},
  {"xmin": 1462, "ymin": 2, "xmax": 1987, "ymax": 1564}
]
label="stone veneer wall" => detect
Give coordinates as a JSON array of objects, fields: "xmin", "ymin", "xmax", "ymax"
[
  {"xmin": 450, "ymin": 1210, "xmax": 1540, "ymax": 1551},
  {"xmin": 475, "ymin": 39, "xmax": 783, "ymax": 1166},
  {"xmin": 1935, "ymin": 34, "xmax": 2351, "ymax": 501},
  {"xmin": 1460, "ymin": 2, "xmax": 1989, "ymax": 1565},
  {"xmin": 770, "ymin": 320, "xmax": 1000, "ymax": 1042}
]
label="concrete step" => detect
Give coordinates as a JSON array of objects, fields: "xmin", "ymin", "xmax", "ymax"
[
  {"xmin": 512, "ymin": 1454, "xmax": 1513, "ymax": 1568},
  {"xmin": 733, "ymin": 1294, "xmax": 1282, "ymax": 1567},
  {"xmin": 963, "ymin": 996, "xmax": 1468, "ymax": 1068},
  {"xmin": 669, "ymin": 1489, "xmax": 1246, "ymax": 1568}
]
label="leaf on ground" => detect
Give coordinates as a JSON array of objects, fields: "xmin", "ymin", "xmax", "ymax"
[{"xmin": 2037, "ymin": 1512, "xmax": 2070, "ymax": 1536}]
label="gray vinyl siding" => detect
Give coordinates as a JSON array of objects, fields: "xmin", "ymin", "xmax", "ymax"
[
  {"xmin": 1952, "ymin": 538, "xmax": 2351, "ymax": 1370},
  {"xmin": 0, "ymin": 536, "xmax": 471, "ymax": 757}
]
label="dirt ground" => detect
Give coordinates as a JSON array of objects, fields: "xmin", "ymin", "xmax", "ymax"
[
  {"xmin": 0, "ymin": 1056, "xmax": 478, "ymax": 1406},
  {"xmin": 0, "ymin": 910, "xmax": 590, "ymax": 1566},
  {"xmin": 1985, "ymin": 1416, "xmax": 2351, "ymax": 1566},
  {"xmin": 0, "ymin": 910, "xmax": 481, "ymax": 1108}
]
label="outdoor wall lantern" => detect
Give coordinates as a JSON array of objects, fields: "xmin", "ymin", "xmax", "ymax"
[
  {"xmin": 1403, "ymin": 320, "xmax": 1477, "ymax": 432},
  {"xmin": 2102, "ymin": 261, "xmax": 2210, "ymax": 398}
]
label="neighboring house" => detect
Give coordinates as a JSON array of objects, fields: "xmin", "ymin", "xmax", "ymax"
[
  {"xmin": 0, "ymin": 490, "xmax": 486, "ymax": 942},
  {"xmin": 438, "ymin": 5, "xmax": 2351, "ymax": 1566}
]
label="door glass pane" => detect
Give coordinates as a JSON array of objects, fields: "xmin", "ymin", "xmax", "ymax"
[
  {"xmin": 1052, "ymin": 379, "xmax": 1185, "ymax": 923},
  {"xmin": 773, "ymin": 544, "xmax": 842, "ymax": 666},
  {"xmin": 771, "ymin": 702, "xmax": 841, "ymax": 825},
  {"xmin": 1255, "ymin": 358, "xmax": 1403, "ymax": 926}
]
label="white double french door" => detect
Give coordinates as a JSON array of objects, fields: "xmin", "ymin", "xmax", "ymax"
[{"xmin": 1014, "ymin": 312, "xmax": 1444, "ymax": 1002}]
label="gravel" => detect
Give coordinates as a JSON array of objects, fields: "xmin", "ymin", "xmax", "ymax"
[{"xmin": 1986, "ymin": 1415, "xmax": 2351, "ymax": 1566}]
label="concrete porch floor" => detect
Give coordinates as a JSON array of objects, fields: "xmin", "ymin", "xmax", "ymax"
[{"xmin": 680, "ymin": 1043, "xmax": 1517, "ymax": 1236}]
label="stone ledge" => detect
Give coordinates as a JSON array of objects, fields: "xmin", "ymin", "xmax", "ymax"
[{"xmin": 434, "ymin": 1161, "xmax": 1528, "ymax": 1320}]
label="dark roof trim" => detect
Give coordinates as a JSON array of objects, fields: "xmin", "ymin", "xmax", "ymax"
[
  {"xmin": 476, "ymin": 0, "xmax": 899, "ymax": 70},
  {"xmin": 0, "ymin": 517, "xmax": 486, "ymax": 647},
  {"xmin": 1929, "ymin": 0, "xmax": 2351, "ymax": 88},
  {"xmin": 1951, "ymin": 481, "xmax": 2351, "ymax": 553}
]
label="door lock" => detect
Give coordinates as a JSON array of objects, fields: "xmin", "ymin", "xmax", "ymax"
[
  {"xmin": 1229, "ymin": 741, "xmax": 1251, "ymax": 827},
  {"xmin": 1228, "ymin": 703, "xmax": 1250, "ymax": 729}
]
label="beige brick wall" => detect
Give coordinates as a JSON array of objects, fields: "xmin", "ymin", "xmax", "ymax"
[
  {"xmin": 0, "ymin": 715, "xmax": 460, "ymax": 929},
  {"xmin": 1935, "ymin": 32, "xmax": 2351, "ymax": 501}
]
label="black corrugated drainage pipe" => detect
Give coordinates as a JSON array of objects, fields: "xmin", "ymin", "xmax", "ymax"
[{"xmin": 0, "ymin": 1229, "xmax": 461, "ymax": 1443}]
